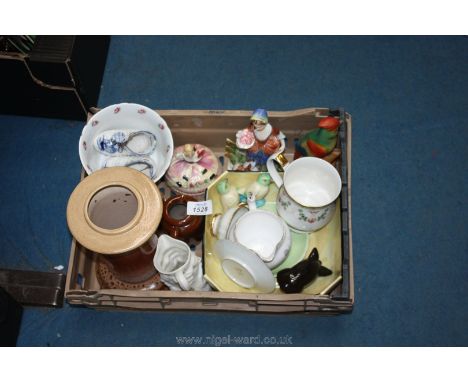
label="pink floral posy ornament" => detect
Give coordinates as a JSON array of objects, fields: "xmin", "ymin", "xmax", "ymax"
[{"xmin": 236, "ymin": 128, "xmax": 255, "ymax": 149}]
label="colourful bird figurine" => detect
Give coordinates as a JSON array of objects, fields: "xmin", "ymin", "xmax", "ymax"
[
  {"xmin": 294, "ymin": 116, "xmax": 340, "ymax": 159},
  {"xmin": 216, "ymin": 178, "xmax": 239, "ymax": 211}
]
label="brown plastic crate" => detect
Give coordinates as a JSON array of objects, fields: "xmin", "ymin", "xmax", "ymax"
[{"xmin": 65, "ymin": 107, "xmax": 354, "ymax": 313}]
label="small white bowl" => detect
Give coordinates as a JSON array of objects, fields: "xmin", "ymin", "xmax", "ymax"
[{"xmin": 233, "ymin": 210, "xmax": 285, "ymax": 262}]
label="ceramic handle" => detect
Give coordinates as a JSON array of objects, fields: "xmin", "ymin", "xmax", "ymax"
[
  {"xmin": 266, "ymin": 152, "xmax": 289, "ymax": 188},
  {"xmin": 175, "ymin": 270, "xmax": 191, "ymax": 291},
  {"xmin": 210, "ymin": 214, "xmax": 221, "ymax": 238}
]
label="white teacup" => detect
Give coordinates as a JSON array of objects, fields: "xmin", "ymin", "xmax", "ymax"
[
  {"xmin": 267, "ymin": 154, "xmax": 342, "ymax": 232},
  {"xmin": 153, "ymin": 234, "xmax": 210, "ymax": 291}
]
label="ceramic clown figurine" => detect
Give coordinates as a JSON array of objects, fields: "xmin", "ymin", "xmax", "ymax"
[{"xmin": 234, "ymin": 109, "xmax": 286, "ymax": 171}]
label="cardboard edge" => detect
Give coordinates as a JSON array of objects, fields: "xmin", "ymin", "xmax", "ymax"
[
  {"xmin": 346, "ymin": 112, "xmax": 354, "ymax": 305},
  {"xmin": 89, "ymin": 107, "xmax": 330, "ymax": 118},
  {"xmin": 65, "ymin": 169, "xmax": 87, "ymax": 296}
]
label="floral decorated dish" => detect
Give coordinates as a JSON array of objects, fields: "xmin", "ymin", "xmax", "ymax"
[{"xmin": 79, "ymin": 103, "xmax": 174, "ymax": 182}]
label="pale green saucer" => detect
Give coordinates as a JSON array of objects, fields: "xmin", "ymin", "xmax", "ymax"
[{"xmin": 271, "ymin": 230, "xmax": 309, "ymax": 275}]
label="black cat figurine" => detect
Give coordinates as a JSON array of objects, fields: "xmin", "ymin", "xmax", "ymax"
[{"xmin": 277, "ymin": 247, "xmax": 332, "ymax": 294}]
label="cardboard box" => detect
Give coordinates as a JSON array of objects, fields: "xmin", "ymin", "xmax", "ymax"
[
  {"xmin": 0, "ymin": 36, "xmax": 110, "ymax": 121},
  {"xmin": 65, "ymin": 107, "xmax": 354, "ymax": 313}
]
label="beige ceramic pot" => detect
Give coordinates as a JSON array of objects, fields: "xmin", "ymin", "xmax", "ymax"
[{"xmin": 66, "ymin": 167, "xmax": 163, "ymax": 284}]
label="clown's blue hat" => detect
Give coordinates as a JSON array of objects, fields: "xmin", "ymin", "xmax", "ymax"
[{"xmin": 250, "ymin": 108, "xmax": 268, "ymax": 123}]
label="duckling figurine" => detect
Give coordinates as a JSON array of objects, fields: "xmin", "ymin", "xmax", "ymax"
[
  {"xmin": 294, "ymin": 116, "xmax": 340, "ymax": 159},
  {"xmin": 239, "ymin": 173, "xmax": 271, "ymax": 208},
  {"xmin": 216, "ymin": 178, "xmax": 239, "ymax": 211},
  {"xmin": 246, "ymin": 173, "xmax": 271, "ymax": 199}
]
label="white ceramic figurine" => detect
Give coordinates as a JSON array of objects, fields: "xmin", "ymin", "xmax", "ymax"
[
  {"xmin": 245, "ymin": 173, "xmax": 271, "ymax": 200},
  {"xmin": 216, "ymin": 178, "xmax": 239, "ymax": 211}
]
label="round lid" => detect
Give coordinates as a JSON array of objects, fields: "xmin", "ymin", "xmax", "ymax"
[
  {"xmin": 66, "ymin": 167, "xmax": 163, "ymax": 255},
  {"xmin": 165, "ymin": 143, "xmax": 220, "ymax": 195}
]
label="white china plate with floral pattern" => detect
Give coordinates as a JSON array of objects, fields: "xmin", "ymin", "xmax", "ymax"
[{"xmin": 79, "ymin": 103, "xmax": 174, "ymax": 182}]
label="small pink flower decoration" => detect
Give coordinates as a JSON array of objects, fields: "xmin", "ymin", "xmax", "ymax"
[
  {"xmin": 92, "ymin": 120, "xmax": 99, "ymax": 127},
  {"xmin": 114, "ymin": 107, "xmax": 121, "ymax": 113},
  {"xmin": 138, "ymin": 108, "xmax": 146, "ymax": 114},
  {"xmin": 236, "ymin": 128, "xmax": 255, "ymax": 149},
  {"xmin": 159, "ymin": 123, "xmax": 164, "ymax": 130}
]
